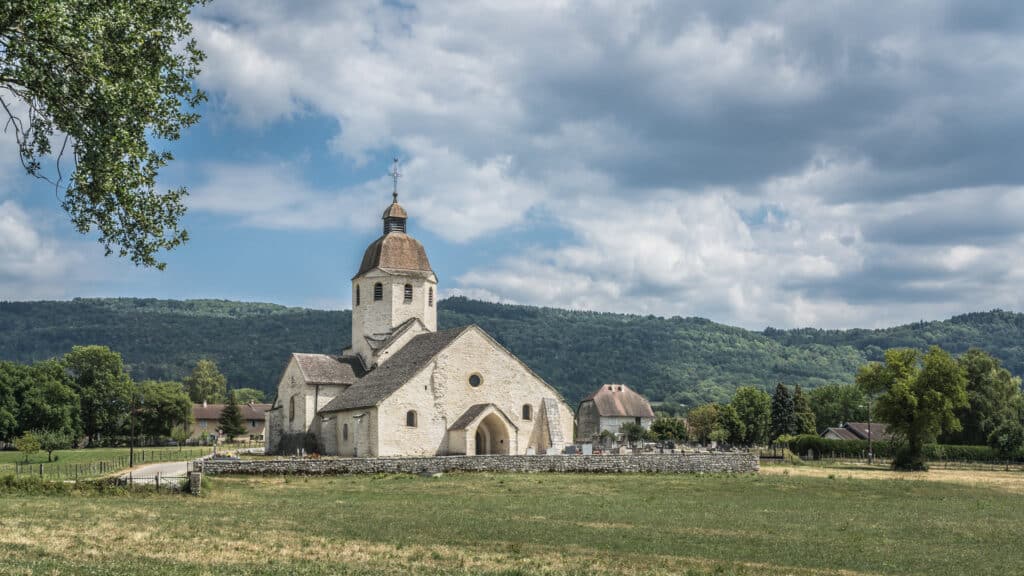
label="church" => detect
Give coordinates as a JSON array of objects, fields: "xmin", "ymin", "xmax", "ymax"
[{"xmin": 265, "ymin": 172, "xmax": 574, "ymax": 457}]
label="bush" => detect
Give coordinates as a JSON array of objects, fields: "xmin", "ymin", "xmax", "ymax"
[{"xmin": 785, "ymin": 435, "xmax": 1021, "ymax": 462}]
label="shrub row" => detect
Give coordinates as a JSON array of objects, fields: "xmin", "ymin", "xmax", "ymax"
[{"xmin": 785, "ymin": 436, "xmax": 1024, "ymax": 462}]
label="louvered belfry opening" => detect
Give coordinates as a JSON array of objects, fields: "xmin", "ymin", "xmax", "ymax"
[
  {"xmin": 384, "ymin": 216, "xmax": 406, "ymax": 234},
  {"xmin": 404, "ymin": 284, "xmax": 413, "ymax": 303}
]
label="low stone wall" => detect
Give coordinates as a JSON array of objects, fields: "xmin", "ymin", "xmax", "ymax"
[{"xmin": 200, "ymin": 452, "xmax": 758, "ymax": 476}]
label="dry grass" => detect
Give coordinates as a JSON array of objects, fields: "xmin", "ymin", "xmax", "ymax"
[
  {"xmin": 761, "ymin": 462, "xmax": 1024, "ymax": 494},
  {"xmin": 1, "ymin": 471, "xmax": 1021, "ymax": 575}
]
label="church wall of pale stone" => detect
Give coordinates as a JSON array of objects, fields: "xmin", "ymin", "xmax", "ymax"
[{"xmin": 375, "ymin": 328, "xmax": 575, "ymax": 456}]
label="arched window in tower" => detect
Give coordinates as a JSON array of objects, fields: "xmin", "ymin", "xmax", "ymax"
[
  {"xmin": 355, "ymin": 285, "xmax": 360, "ymax": 306},
  {"xmin": 428, "ymin": 287, "xmax": 434, "ymax": 307},
  {"xmin": 404, "ymin": 284, "xmax": 413, "ymax": 303},
  {"xmin": 406, "ymin": 410, "xmax": 418, "ymax": 427},
  {"xmin": 373, "ymin": 283, "xmax": 383, "ymax": 301}
]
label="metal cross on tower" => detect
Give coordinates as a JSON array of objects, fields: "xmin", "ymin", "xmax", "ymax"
[{"xmin": 388, "ymin": 157, "xmax": 401, "ymax": 202}]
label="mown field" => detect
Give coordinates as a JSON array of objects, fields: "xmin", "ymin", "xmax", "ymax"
[
  {"xmin": 1, "ymin": 469, "xmax": 1021, "ymax": 575},
  {"xmin": 0, "ymin": 447, "xmax": 213, "ymax": 479}
]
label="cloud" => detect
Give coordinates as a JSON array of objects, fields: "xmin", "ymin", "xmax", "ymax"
[
  {"xmin": 0, "ymin": 201, "xmax": 87, "ymax": 300},
  {"xmin": 185, "ymin": 1, "xmax": 1024, "ymax": 327}
]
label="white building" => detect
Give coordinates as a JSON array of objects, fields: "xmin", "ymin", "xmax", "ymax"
[
  {"xmin": 576, "ymin": 384, "xmax": 655, "ymax": 441},
  {"xmin": 265, "ymin": 183, "xmax": 574, "ymax": 457}
]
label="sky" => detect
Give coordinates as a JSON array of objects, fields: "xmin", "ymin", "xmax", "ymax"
[{"xmin": 2, "ymin": 1, "xmax": 1024, "ymax": 330}]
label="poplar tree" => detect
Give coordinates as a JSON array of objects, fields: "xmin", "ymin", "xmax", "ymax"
[
  {"xmin": 792, "ymin": 385, "xmax": 817, "ymax": 435},
  {"xmin": 770, "ymin": 383, "xmax": 796, "ymax": 441}
]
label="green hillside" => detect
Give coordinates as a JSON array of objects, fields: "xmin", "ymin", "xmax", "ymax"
[{"xmin": 1, "ymin": 297, "xmax": 1021, "ymax": 406}]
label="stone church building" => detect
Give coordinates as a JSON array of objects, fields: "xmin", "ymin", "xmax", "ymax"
[{"xmin": 265, "ymin": 185, "xmax": 574, "ymax": 457}]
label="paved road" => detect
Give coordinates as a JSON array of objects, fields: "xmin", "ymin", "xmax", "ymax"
[{"xmin": 119, "ymin": 460, "xmax": 191, "ymax": 484}]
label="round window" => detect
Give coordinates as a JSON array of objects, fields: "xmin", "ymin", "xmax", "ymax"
[{"xmin": 469, "ymin": 373, "xmax": 482, "ymax": 387}]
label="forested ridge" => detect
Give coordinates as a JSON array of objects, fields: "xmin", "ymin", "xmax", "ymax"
[{"xmin": 1, "ymin": 297, "xmax": 1022, "ymax": 405}]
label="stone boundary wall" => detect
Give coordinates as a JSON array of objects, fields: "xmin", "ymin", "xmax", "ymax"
[{"xmin": 199, "ymin": 452, "xmax": 758, "ymax": 475}]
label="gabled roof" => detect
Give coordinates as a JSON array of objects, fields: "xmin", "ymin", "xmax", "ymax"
[
  {"xmin": 192, "ymin": 403, "xmax": 272, "ymax": 421},
  {"xmin": 319, "ymin": 326, "xmax": 472, "ymax": 413},
  {"xmin": 293, "ymin": 353, "xmax": 365, "ymax": 385},
  {"xmin": 844, "ymin": 422, "xmax": 892, "ymax": 441},
  {"xmin": 366, "ymin": 317, "xmax": 424, "ymax": 352},
  {"xmin": 822, "ymin": 427, "xmax": 860, "ymax": 440},
  {"xmin": 448, "ymin": 403, "xmax": 518, "ymax": 431},
  {"xmin": 580, "ymin": 384, "xmax": 655, "ymax": 418}
]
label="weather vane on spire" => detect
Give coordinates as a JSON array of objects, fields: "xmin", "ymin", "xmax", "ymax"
[{"xmin": 388, "ymin": 157, "xmax": 401, "ymax": 202}]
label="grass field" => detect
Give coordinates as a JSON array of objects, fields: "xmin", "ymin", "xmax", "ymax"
[
  {"xmin": 1, "ymin": 467, "xmax": 1022, "ymax": 575},
  {"xmin": 0, "ymin": 446, "xmax": 213, "ymax": 479}
]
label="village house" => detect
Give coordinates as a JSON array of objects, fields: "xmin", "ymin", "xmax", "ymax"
[
  {"xmin": 265, "ymin": 169, "xmax": 575, "ymax": 457},
  {"xmin": 576, "ymin": 383, "xmax": 655, "ymax": 441},
  {"xmin": 191, "ymin": 401, "xmax": 272, "ymax": 442},
  {"xmin": 821, "ymin": 422, "xmax": 892, "ymax": 442}
]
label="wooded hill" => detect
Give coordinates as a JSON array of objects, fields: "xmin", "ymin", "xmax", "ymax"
[{"xmin": 2, "ymin": 297, "xmax": 1022, "ymax": 406}]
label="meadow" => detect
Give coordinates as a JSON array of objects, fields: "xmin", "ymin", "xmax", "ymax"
[
  {"xmin": 0, "ymin": 446, "xmax": 213, "ymax": 479},
  {"xmin": 1, "ymin": 467, "xmax": 1022, "ymax": 575}
]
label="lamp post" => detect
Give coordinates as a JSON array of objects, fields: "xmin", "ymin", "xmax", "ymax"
[{"xmin": 129, "ymin": 393, "xmax": 144, "ymax": 468}]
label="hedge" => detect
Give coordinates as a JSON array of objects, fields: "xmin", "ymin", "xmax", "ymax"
[{"xmin": 785, "ymin": 435, "xmax": 1023, "ymax": 462}]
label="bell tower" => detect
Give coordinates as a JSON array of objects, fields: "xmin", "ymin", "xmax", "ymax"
[{"xmin": 349, "ymin": 159, "xmax": 438, "ymax": 367}]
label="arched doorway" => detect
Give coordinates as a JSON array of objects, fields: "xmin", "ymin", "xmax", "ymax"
[{"xmin": 473, "ymin": 413, "xmax": 511, "ymax": 455}]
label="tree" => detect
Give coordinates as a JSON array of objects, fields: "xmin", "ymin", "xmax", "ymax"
[
  {"xmin": 135, "ymin": 380, "xmax": 192, "ymax": 441},
  {"xmin": 64, "ymin": 346, "xmax": 133, "ymax": 443},
  {"xmin": 942, "ymin": 349, "xmax": 1023, "ymax": 445},
  {"xmin": 34, "ymin": 429, "xmax": 71, "ymax": 462},
  {"xmin": 170, "ymin": 425, "xmax": 190, "ymax": 450},
  {"xmin": 0, "ymin": 361, "xmax": 26, "ymax": 441},
  {"xmin": 16, "ymin": 360, "xmax": 80, "ymax": 438},
  {"xmin": 857, "ymin": 347, "xmax": 968, "ymax": 471},
  {"xmin": 808, "ymin": 383, "xmax": 867, "ymax": 432},
  {"xmin": 232, "ymin": 388, "xmax": 265, "ymax": 404},
  {"xmin": 183, "ymin": 360, "xmax": 227, "ymax": 404},
  {"xmin": 218, "ymin": 391, "xmax": 246, "ymax": 441},
  {"xmin": 687, "ymin": 404, "xmax": 719, "ymax": 445},
  {"xmin": 730, "ymin": 387, "xmax": 771, "ymax": 446},
  {"xmin": 649, "ymin": 417, "xmax": 688, "ymax": 443},
  {"xmin": 988, "ymin": 420, "xmax": 1024, "ymax": 458},
  {"xmin": 792, "ymin": 385, "xmax": 817, "ymax": 435},
  {"xmin": 619, "ymin": 422, "xmax": 646, "ymax": 447},
  {"xmin": 714, "ymin": 404, "xmax": 746, "ymax": 446},
  {"xmin": 0, "ymin": 0, "xmax": 208, "ymax": 268},
  {"xmin": 770, "ymin": 383, "xmax": 796, "ymax": 441},
  {"xmin": 14, "ymin": 431, "xmax": 40, "ymax": 462}
]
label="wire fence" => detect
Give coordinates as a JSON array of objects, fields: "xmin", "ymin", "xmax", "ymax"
[
  {"xmin": 1, "ymin": 447, "xmax": 212, "ymax": 480},
  {"xmin": 759, "ymin": 453, "xmax": 1024, "ymax": 472},
  {"xmin": 116, "ymin": 474, "xmax": 190, "ymax": 492}
]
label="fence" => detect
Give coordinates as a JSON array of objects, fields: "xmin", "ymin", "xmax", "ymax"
[
  {"xmin": 116, "ymin": 473, "xmax": 189, "ymax": 492},
  {"xmin": 1, "ymin": 447, "xmax": 211, "ymax": 480}
]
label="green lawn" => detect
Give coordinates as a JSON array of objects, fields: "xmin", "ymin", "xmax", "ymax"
[
  {"xmin": 0, "ymin": 446, "xmax": 212, "ymax": 479},
  {"xmin": 1, "ymin": 470, "xmax": 1021, "ymax": 575}
]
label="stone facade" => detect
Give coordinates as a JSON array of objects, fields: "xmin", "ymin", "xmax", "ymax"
[
  {"xmin": 266, "ymin": 194, "xmax": 575, "ymax": 458},
  {"xmin": 201, "ymin": 452, "xmax": 759, "ymax": 475}
]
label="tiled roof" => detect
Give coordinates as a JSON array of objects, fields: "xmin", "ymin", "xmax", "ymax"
[
  {"xmin": 319, "ymin": 326, "xmax": 471, "ymax": 413},
  {"xmin": 356, "ymin": 232, "xmax": 432, "ymax": 277},
  {"xmin": 447, "ymin": 403, "xmax": 517, "ymax": 431},
  {"xmin": 844, "ymin": 422, "xmax": 892, "ymax": 441},
  {"xmin": 192, "ymin": 403, "xmax": 271, "ymax": 421},
  {"xmin": 581, "ymin": 384, "xmax": 655, "ymax": 418},
  {"xmin": 293, "ymin": 353, "xmax": 365, "ymax": 385},
  {"xmin": 822, "ymin": 427, "xmax": 860, "ymax": 440}
]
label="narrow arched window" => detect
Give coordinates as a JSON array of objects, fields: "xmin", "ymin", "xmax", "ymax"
[
  {"xmin": 289, "ymin": 396, "xmax": 295, "ymax": 422},
  {"xmin": 522, "ymin": 404, "xmax": 532, "ymax": 421},
  {"xmin": 355, "ymin": 285, "xmax": 361, "ymax": 306},
  {"xmin": 404, "ymin": 284, "xmax": 413, "ymax": 303},
  {"xmin": 373, "ymin": 283, "xmax": 383, "ymax": 301},
  {"xmin": 342, "ymin": 423, "xmax": 348, "ymax": 441},
  {"xmin": 428, "ymin": 287, "xmax": 434, "ymax": 307},
  {"xmin": 406, "ymin": 410, "xmax": 417, "ymax": 427}
]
